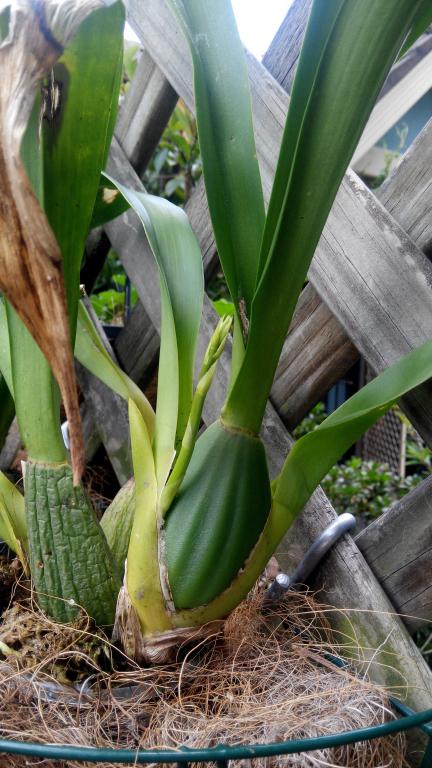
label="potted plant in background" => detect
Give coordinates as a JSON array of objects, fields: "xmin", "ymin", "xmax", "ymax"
[{"xmin": 0, "ymin": 0, "xmax": 431, "ymax": 763}]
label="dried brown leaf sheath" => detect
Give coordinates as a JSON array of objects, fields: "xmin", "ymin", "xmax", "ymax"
[{"xmin": 0, "ymin": 1, "xmax": 106, "ymax": 484}]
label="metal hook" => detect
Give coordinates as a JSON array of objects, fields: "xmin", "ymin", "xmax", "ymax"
[{"xmin": 264, "ymin": 512, "xmax": 356, "ymax": 604}]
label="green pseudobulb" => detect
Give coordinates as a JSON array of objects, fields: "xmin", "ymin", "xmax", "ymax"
[{"xmin": 164, "ymin": 420, "xmax": 271, "ymax": 609}]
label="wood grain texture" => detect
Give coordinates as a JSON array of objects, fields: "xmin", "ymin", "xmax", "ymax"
[
  {"xmin": 114, "ymin": 300, "xmax": 159, "ymax": 391},
  {"xmin": 261, "ymin": 0, "xmax": 312, "ymax": 93},
  {"xmin": 261, "ymin": 5, "xmax": 432, "ymax": 429},
  {"xmin": 80, "ymin": 400, "xmax": 103, "ymax": 464},
  {"xmin": 273, "ymin": 116, "xmax": 432, "ymax": 428},
  {"xmin": 379, "ymin": 117, "xmax": 432, "ymax": 256},
  {"xmin": 116, "ymin": 49, "xmax": 178, "ymax": 177},
  {"xmin": 272, "ymin": 284, "xmax": 359, "ymax": 429},
  {"xmin": 128, "ymin": 0, "xmax": 432, "ymax": 449},
  {"xmin": 356, "ymin": 475, "xmax": 432, "ymax": 633}
]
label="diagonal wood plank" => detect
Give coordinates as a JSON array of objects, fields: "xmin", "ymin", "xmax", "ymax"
[
  {"xmin": 356, "ymin": 474, "xmax": 432, "ymax": 634},
  {"xmin": 127, "ymin": 0, "xmax": 432, "ymax": 451},
  {"xmin": 263, "ymin": 3, "xmax": 432, "ymax": 428},
  {"xmin": 116, "ymin": 49, "xmax": 178, "ymax": 177},
  {"xmin": 273, "ymin": 116, "xmax": 432, "ymax": 428},
  {"xmin": 261, "ymin": 0, "xmax": 312, "ymax": 93}
]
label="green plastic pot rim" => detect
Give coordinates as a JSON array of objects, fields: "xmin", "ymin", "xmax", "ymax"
[{"xmin": 0, "ymin": 704, "xmax": 431, "ymax": 763}]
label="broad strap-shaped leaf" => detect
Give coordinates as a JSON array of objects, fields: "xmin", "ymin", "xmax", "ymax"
[
  {"xmin": 0, "ymin": 1, "xmax": 98, "ymax": 482},
  {"xmin": 224, "ymin": 0, "xmax": 424, "ymax": 434},
  {"xmin": 398, "ymin": 1, "xmax": 432, "ymax": 59},
  {"xmin": 75, "ymin": 300, "xmax": 155, "ymax": 440},
  {"xmin": 105, "ymin": 177, "xmax": 204, "ymax": 491},
  {"xmin": 168, "ymin": 0, "xmax": 265, "ymax": 318},
  {"xmin": 0, "ymin": 300, "xmax": 15, "ymax": 448},
  {"xmin": 6, "ymin": 301, "xmax": 66, "ymax": 464},
  {"xmin": 90, "ymin": 177, "xmax": 131, "ymax": 229},
  {"xmin": 126, "ymin": 400, "xmax": 172, "ymax": 635},
  {"xmin": 1, "ymin": 1, "xmax": 124, "ymax": 482},
  {"xmin": 8, "ymin": 94, "xmax": 66, "ymax": 465},
  {"xmin": 0, "ymin": 470, "xmax": 27, "ymax": 560},
  {"xmin": 41, "ymin": 1, "xmax": 124, "ymax": 338},
  {"xmin": 100, "ymin": 478, "xmax": 135, "ymax": 573},
  {"xmin": 0, "ymin": 297, "xmax": 13, "ymax": 396},
  {"xmin": 272, "ymin": 338, "xmax": 432, "ymax": 544}
]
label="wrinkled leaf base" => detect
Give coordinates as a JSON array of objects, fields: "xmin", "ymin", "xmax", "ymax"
[
  {"xmin": 113, "ymin": 583, "xmax": 223, "ymax": 664},
  {"xmin": 25, "ymin": 461, "xmax": 121, "ymax": 626}
]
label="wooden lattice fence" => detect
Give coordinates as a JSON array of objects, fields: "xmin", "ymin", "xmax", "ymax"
[{"xmin": 64, "ymin": 0, "xmax": 432, "ymax": 719}]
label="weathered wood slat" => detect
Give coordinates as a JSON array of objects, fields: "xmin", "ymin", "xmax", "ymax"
[
  {"xmin": 308, "ymin": 167, "xmax": 432, "ymax": 444},
  {"xmin": 78, "ymin": 361, "xmax": 132, "ymax": 485},
  {"xmin": 356, "ymin": 475, "xmax": 432, "ymax": 633},
  {"xmin": 114, "ymin": 301, "xmax": 159, "ymax": 391},
  {"xmin": 104, "ymin": 136, "xmax": 432, "ymax": 711},
  {"xmin": 272, "ymin": 283, "xmax": 359, "ymax": 429},
  {"xmin": 116, "ymin": 49, "xmax": 178, "ymax": 177},
  {"xmin": 261, "ymin": 0, "xmax": 311, "ymax": 94},
  {"xmin": 128, "ymin": 0, "xmax": 432, "ymax": 452},
  {"xmin": 0, "ymin": 399, "xmax": 96, "ymax": 490},
  {"xmin": 379, "ymin": 117, "xmax": 432, "ymax": 256},
  {"xmin": 264, "ymin": 7, "xmax": 432, "ymax": 429},
  {"xmin": 273, "ymin": 115, "xmax": 432, "ymax": 427}
]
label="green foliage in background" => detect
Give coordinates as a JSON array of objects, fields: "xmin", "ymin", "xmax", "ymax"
[
  {"xmin": 322, "ymin": 457, "xmax": 423, "ymax": 523},
  {"xmin": 295, "ymin": 403, "xmax": 429, "ymax": 524},
  {"xmin": 144, "ymin": 102, "xmax": 202, "ymax": 205},
  {"xmin": 91, "ymin": 260, "xmax": 138, "ymax": 324}
]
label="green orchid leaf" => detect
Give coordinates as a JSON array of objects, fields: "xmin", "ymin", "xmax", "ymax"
[
  {"xmin": 100, "ymin": 478, "xmax": 135, "ymax": 573},
  {"xmin": 12, "ymin": 96, "xmax": 66, "ymax": 465},
  {"xmin": 9, "ymin": 1, "xmax": 124, "ymax": 469},
  {"xmin": 41, "ymin": 1, "xmax": 125, "ymax": 337},
  {"xmin": 0, "ymin": 471, "xmax": 27, "ymax": 562},
  {"xmin": 212, "ymin": 299, "xmax": 235, "ymax": 318},
  {"xmin": 104, "ymin": 176, "xmax": 204, "ymax": 491},
  {"xmin": 90, "ymin": 177, "xmax": 131, "ymax": 229},
  {"xmin": 167, "ymin": 0, "xmax": 265, "ymax": 320},
  {"xmin": 0, "ymin": 298, "xmax": 13, "ymax": 397},
  {"xmin": 75, "ymin": 300, "xmax": 155, "ymax": 440},
  {"xmin": 224, "ymin": 0, "xmax": 424, "ymax": 434},
  {"xmin": 126, "ymin": 399, "xmax": 172, "ymax": 635},
  {"xmin": 272, "ymin": 338, "xmax": 432, "ymax": 545},
  {"xmin": 398, "ymin": 1, "xmax": 432, "ymax": 59}
]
